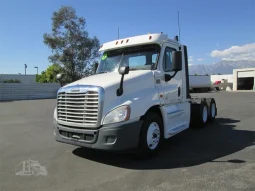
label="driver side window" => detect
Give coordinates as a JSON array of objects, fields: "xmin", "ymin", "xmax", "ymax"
[{"xmin": 163, "ymin": 47, "xmax": 176, "ymax": 72}]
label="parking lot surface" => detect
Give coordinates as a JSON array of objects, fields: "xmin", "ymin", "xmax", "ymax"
[{"xmin": 0, "ymin": 92, "xmax": 255, "ymax": 191}]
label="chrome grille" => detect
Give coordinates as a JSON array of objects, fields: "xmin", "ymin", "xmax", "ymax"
[{"xmin": 57, "ymin": 91, "xmax": 99, "ymax": 125}]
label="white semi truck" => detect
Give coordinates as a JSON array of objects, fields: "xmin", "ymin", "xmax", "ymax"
[{"xmin": 53, "ymin": 33, "xmax": 217, "ymax": 157}]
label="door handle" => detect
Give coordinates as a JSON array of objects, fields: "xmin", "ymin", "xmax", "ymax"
[{"xmin": 178, "ymin": 87, "xmax": 181, "ymax": 97}]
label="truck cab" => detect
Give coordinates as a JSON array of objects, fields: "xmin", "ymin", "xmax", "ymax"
[{"xmin": 53, "ymin": 33, "xmax": 217, "ymax": 157}]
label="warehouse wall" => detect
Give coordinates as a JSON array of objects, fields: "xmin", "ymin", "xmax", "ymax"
[
  {"xmin": 0, "ymin": 74, "xmax": 36, "ymax": 83},
  {"xmin": 233, "ymin": 68, "xmax": 255, "ymax": 91},
  {"xmin": 0, "ymin": 83, "xmax": 60, "ymax": 101}
]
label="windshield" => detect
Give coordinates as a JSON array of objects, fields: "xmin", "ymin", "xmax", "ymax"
[{"xmin": 96, "ymin": 44, "xmax": 160, "ymax": 73}]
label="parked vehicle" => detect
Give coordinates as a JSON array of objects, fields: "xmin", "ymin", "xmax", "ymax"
[
  {"xmin": 53, "ymin": 33, "xmax": 217, "ymax": 157},
  {"xmin": 189, "ymin": 75, "xmax": 212, "ymax": 92}
]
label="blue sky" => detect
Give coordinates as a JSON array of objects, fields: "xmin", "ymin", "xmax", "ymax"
[{"xmin": 0, "ymin": 0, "xmax": 254, "ymax": 74}]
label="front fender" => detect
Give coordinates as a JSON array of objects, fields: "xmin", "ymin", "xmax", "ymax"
[{"xmin": 100, "ymin": 83, "xmax": 160, "ymax": 125}]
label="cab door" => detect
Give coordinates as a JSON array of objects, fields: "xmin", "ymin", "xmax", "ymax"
[
  {"xmin": 159, "ymin": 42, "xmax": 182, "ymax": 104},
  {"xmin": 156, "ymin": 42, "xmax": 187, "ymax": 139}
]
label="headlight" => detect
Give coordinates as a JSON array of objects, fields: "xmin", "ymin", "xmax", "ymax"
[{"xmin": 103, "ymin": 105, "xmax": 131, "ymax": 125}]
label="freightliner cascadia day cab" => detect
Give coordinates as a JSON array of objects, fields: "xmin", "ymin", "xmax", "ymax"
[{"xmin": 53, "ymin": 33, "xmax": 217, "ymax": 157}]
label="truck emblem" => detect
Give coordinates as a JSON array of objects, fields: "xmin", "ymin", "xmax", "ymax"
[{"xmin": 71, "ymin": 89, "xmax": 80, "ymax": 92}]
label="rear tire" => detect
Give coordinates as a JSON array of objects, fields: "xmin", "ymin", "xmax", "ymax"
[
  {"xmin": 206, "ymin": 98, "xmax": 217, "ymax": 122},
  {"xmin": 190, "ymin": 99, "xmax": 208, "ymax": 128},
  {"xmin": 137, "ymin": 111, "xmax": 163, "ymax": 158}
]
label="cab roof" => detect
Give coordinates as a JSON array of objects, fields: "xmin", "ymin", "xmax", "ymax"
[{"xmin": 99, "ymin": 33, "xmax": 180, "ymax": 52}]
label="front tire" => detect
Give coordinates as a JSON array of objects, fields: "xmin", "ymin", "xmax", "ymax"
[{"xmin": 137, "ymin": 111, "xmax": 163, "ymax": 158}]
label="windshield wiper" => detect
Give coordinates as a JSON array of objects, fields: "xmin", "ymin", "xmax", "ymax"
[
  {"xmin": 129, "ymin": 68, "xmax": 139, "ymax": 71},
  {"xmin": 129, "ymin": 68, "xmax": 148, "ymax": 71},
  {"xmin": 97, "ymin": 71, "xmax": 108, "ymax": 74}
]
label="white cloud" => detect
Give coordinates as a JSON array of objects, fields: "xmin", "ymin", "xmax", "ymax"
[
  {"xmin": 197, "ymin": 58, "xmax": 203, "ymax": 61},
  {"xmin": 211, "ymin": 43, "xmax": 255, "ymax": 61},
  {"xmin": 188, "ymin": 56, "xmax": 193, "ymax": 62}
]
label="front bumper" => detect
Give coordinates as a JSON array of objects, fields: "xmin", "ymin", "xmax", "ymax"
[{"xmin": 53, "ymin": 120, "xmax": 143, "ymax": 152}]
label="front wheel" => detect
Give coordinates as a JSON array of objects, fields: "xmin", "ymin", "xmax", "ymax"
[{"xmin": 137, "ymin": 111, "xmax": 163, "ymax": 158}]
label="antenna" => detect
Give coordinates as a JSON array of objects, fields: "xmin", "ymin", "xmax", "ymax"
[
  {"xmin": 118, "ymin": 26, "xmax": 119, "ymax": 39},
  {"xmin": 178, "ymin": 11, "xmax": 181, "ymax": 43}
]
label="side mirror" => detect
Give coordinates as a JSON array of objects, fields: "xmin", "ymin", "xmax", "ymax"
[
  {"xmin": 93, "ymin": 62, "xmax": 99, "ymax": 74},
  {"xmin": 119, "ymin": 66, "xmax": 129, "ymax": 75},
  {"xmin": 56, "ymin": 73, "xmax": 65, "ymax": 87},
  {"xmin": 116, "ymin": 66, "xmax": 129, "ymax": 96},
  {"xmin": 56, "ymin": 73, "xmax": 64, "ymax": 80},
  {"xmin": 172, "ymin": 51, "xmax": 182, "ymax": 71}
]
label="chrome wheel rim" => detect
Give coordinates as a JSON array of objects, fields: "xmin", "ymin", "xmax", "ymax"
[
  {"xmin": 147, "ymin": 122, "xmax": 160, "ymax": 150},
  {"xmin": 211, "ymin": 103, "xmax": 216, "ymax": 117},
  {"xmin": 203, "ymin": 106, "xmax": 208, "ymax": 123}
]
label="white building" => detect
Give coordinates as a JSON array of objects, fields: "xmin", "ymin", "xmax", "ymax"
[
  {"xmin": 233, "ymin": 68, "xmax": 255, "ymax": 91},
  {"xmin": 189, "ymin": 68, "xmax": 255, "ymax": 91}
]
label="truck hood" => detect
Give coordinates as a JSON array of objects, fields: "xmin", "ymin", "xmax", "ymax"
[{"xmin": 64, "ymin": 70, "xmax": 153, "ymax": 89}]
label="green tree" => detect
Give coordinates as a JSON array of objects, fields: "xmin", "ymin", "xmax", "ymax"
[
  {"xmin": 36, "ymin": 71, "xmax": 46, "ymax": 83},
  {"xmin": 36, "ymin": 64, "xmax": 64, "ymax": 83},
  {"xmin": 43, "ymin": 5, "xmax": 100, "ymax": 83}
]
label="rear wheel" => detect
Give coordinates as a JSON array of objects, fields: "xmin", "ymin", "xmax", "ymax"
[
  {"xmin": 190, "ymin": 99, "xmax": 208, "ymax": 128},
  {"xmin": 207, "ymin": 98, "xmax": 217, "ymax": 122},
  {"xmin": 202, "ymin": 103, "xmax": 208, "ymax": 124},
  {"xmin": 137, "ymin": 111, "xmax": 163, "ymax": 158}
]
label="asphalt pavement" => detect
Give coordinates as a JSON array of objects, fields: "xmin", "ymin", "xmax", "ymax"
[{"xmin": 0, "ymin": 92, "xmax": 254, "ymax": 191}]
